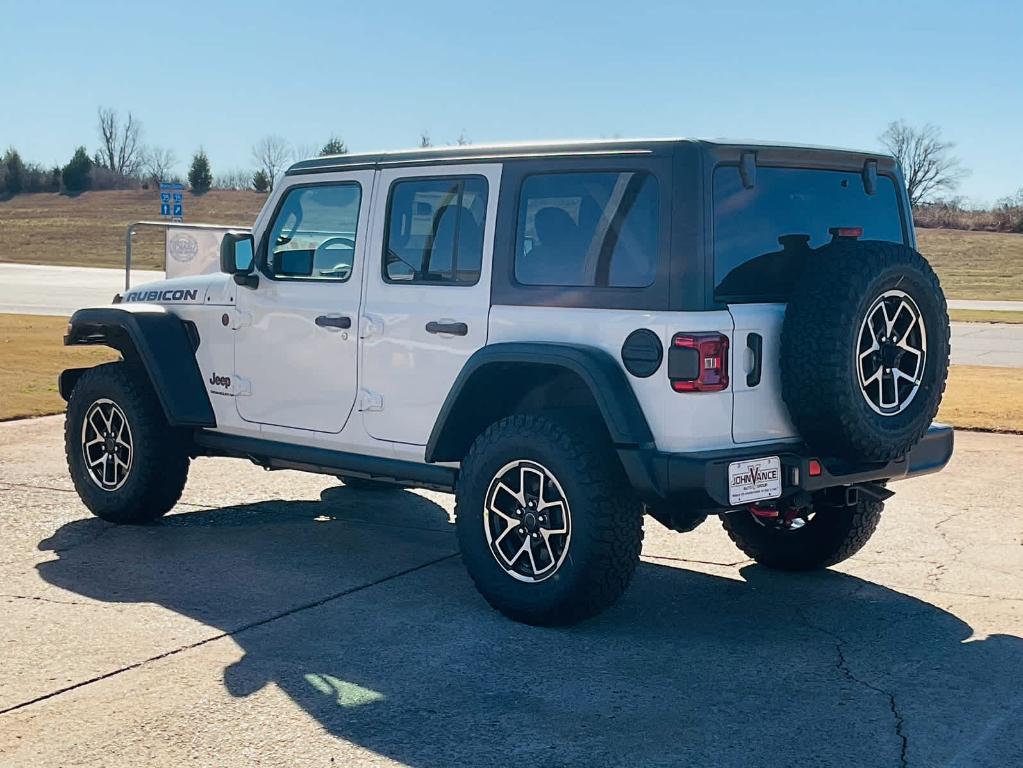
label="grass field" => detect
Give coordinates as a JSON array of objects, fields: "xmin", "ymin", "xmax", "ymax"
[
  {"xmin": 1, "ymin": 314, "xmax": 1019, "ymax": 433},
  {"xmin": 916, "ymin": 228, "xmax": 1023, "ymax": 301},
  {"xmin": 0, "ymin": 190, "xmax": 266, "ymax": 270},
  {"xmin": 0, "ymin": 191, "xmax": 1021, "ymax": 300},
  {"xmin": 949, "ymin": 309, "xmax": 1023, "ymax": 324},
  {"xmin": 0, "ymin": 315, "xmax": 116, "ymax": 421}
]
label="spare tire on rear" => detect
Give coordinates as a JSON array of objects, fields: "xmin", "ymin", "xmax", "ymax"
[{"xmin": 780, "ymin": 239, "xmax": 950, "ymax": 463}]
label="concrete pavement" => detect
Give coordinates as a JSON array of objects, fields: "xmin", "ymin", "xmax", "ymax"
[
  {"xmin": 1, "ymin": 415, "xmax": 1021, "ymax": 767},
  {"xmin": 0, "ymin": 263, "xmax": 162, "ymax": 316},
  {"xmin": 948, "ymin": 299, "xmax": 1023, "ymax": 312},
  {"xmin": 1, "ymin": 263, "xmax": 1021, "ymax": 366}
]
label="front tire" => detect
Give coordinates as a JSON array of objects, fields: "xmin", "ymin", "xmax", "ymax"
[
  {"xmin": 65, "ymin": 362, "xmax": 190, "ymax": 524},
  {"xmin": 720, "ymin": 496, "xmax": 884, "ymax": 571},
  {"xmin": 455, "ymin": 414, "xmax": 643, "ymax": 626}
]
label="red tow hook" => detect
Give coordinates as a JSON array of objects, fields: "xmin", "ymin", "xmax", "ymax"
[{"xmin": 748, "ymin": 503, "xmax": 779, "ymax": 519}]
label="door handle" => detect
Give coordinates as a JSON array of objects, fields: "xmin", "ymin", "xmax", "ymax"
[
  {"xmin": 315, "ymin": 315, "xmax": 352, "ymax": 329},
  {"xmin": 426, "ymin": 320, "xmax": 468, "ymax": 336},
  {"xmin": 746, "ymin": 332, "xmax": 763, "ymax": 387}
]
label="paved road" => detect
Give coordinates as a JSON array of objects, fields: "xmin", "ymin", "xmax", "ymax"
[
  {"xmin": 948, "ymin": 299, "xmax": 1023, "ymax": 312},
  {"xmin": 0, "ymin": 263, "xmax": 162, "ymax": 316},
  {"xmin": 1, "ymin": 264, "xmax": 1021, "ymax": 366},
  {"xmin": 0, "ymin": 416, "xmax": 1021, "ymax": 767}
]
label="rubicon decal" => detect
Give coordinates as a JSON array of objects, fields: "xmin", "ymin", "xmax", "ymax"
[{"xmin": 124, "ymin": 288, "xmax": 199, "ymax": 303}]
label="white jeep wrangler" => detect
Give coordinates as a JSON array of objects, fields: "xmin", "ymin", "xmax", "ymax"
[{"xmin": 61, "ymin": 139, "xmax": 953, "ymax": 626}]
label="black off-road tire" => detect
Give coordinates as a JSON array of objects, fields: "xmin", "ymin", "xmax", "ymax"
[
  {"xmin": 337, "ymin": 476, "xmax": 404, "ymax": 491},
  {"xmin": 455, "ymin": 414, "xmax": 644, "ymax": 626},
  {"xmin": 781, "ymin": 240, "xmax": 950, "ymax": 462},
  {"xmin": 721, "ymin": 497, "xmax": 883, "ymax": 571},
  {"xmin": 65, "ymin": 362, "xmax": 190, "ymax": 524}
]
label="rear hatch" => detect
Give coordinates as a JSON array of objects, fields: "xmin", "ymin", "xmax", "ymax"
[{"xmin": 712, "ymin": 159, "xmax": 909, "ymax": 444}]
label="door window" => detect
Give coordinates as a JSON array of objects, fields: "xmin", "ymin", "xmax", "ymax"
[
  {"xmin": 265, "ymin": 183, "xmax": 362, "ymax": 281},
  {"xmin": 383, "ymin": 177, "xmax": 488, "ymax": 285},
  {"xmin": 514, "ymin": 171, "xmax": 659, "ymax": 288}
]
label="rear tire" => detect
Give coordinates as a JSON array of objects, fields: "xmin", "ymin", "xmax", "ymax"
[
  {"xmin": 720, "ymin": 496, "xmax": 883, "ymax": 571},
  {"xmin": 455, "ymin": 414, "xmax": 643, "ymax": 626},
  {"xmin": 65, "ymin": 362, "xmax": 190, "ymax": 524}
]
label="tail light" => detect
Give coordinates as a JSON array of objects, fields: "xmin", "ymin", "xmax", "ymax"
[
  {"xmin": 829, "ymin": 226, "xmax": 863, "ymax": 239},
  {"xmin": 668, "ymin": 333, "xmax": 729, "ymax": 392}
]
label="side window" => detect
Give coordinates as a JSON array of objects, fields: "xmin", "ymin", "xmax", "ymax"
[
  {"xmin": 515, "ymin": 171, "xmax": 658, "ymax": 288},
  {"xmin": 265, "ymin": 183, "xmax": 362, "ymax": 281},
  {"xmin": 383, "ymin": 176, "xmax": 488, "ymax": 285}
]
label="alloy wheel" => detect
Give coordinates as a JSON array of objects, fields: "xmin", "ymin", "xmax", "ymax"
[
  {"xmin": 856, "ymin": 289, "xmax": 927, "ymax": 416},
  {"xmin": 81, "ymin": 398, "xmax": 133, "ymax": 491},
  {"xmin": 483, "ymin": 460, "xmax": 572, "ymax": 583}
]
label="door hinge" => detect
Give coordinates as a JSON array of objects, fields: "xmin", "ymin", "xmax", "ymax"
[
  {"xmin": 360, "ymin": 314, "xmax": 384, "ymax": 339},
  {"xmin": 359, "ymin": 389, "xmax": 383, "ymax": 411},
  {"xmin": 232, "ymin": 375, "xmax": 252, "ymax": 396},
  {"xmin": 232, "ymin": 311, "xmax": 253, "ymax": 330}
]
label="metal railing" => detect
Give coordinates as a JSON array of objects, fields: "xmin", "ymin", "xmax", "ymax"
[{"xmin": 124, "ymin": 221, "xmax": 251, "ymax": 290}]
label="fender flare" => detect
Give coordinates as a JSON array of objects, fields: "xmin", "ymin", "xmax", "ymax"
[
  {"xmin": 62, "ymin": 306, "xmax": 216, "ymax": 428},
  {"xmin": 425, "ymin": 342, "xmax": 654, "ymax": 463}
]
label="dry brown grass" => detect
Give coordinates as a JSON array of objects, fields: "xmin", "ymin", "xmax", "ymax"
[
  {"xmin": 2, "ymin": 314, "xmax": 1019, "ymax": 435},
  {"xmin": 938, "ymin": 365, "xmax": 1023, "ymax": 433},
  {"xmin": 0, "ymin": 315, "xmax": 116, "ymax": 421},
  {"xmin": 949, "ymin": 310, "xmax": 1023, "ymax": 324},
  {"xmin": 0, "ymin": 190, "xmax": 266, "ymax": 270},
  {"xmin": 916, "ymin": 228, "xmax": 1023, "ymax": 301}
]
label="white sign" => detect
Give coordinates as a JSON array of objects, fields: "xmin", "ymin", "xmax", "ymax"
[{"xmin": 727, "ymin": 456, "xmax": 782, "ymax": 505}]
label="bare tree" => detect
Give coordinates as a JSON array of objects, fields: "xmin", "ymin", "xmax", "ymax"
[
  {"xmin": 455, "ymin": 131, "xmax": 471, "ymax": 146},
  {"xmin": 96, "ymin": 107, "xmax": 143, "ymax": 176},
  {"xmin": 879, "ymin": 121, "xmax": 967, "ymax": 207},
  {"xmin": 214, "ymin": 168, "xmax": 255, "ymax": 190},
  {"xmin": 251, "ymin": 135, "xmax": 291, "ymax": 190},
  {"xmin": 141, "ymin": 146, "xmax": 177, "ymax": 183},
  {"xmin": 419, "ymin": 131, "xmax": 433, "ymax": 148}
]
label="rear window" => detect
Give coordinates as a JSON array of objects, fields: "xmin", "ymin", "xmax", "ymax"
[{"xmin": 713, "ymin": 166, "xmax": 905, "ymax": 302}]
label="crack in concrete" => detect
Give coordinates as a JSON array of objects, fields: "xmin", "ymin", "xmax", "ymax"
[
  {"xmin": 2, "ymin": 481, "xmax": 213, "ymax": 509},
  {"xmin": 796, "ymin": 608, "xmax": 909, "ymax": 768},
  {"xmin": 926, "ymin": 511, "xmax": 967, "ymax": 590},
  {"xmin": 0, "ymin": 551, "xmax": 460, "ymax": 718},
  {"xmin": 0, "ymin": 593, "xmax": 93, "ymax": 606}
]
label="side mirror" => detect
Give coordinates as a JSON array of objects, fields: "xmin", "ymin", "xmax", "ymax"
[{"xmin": 220, "ymin": 232, "xmax": 258, "ymax": 288}]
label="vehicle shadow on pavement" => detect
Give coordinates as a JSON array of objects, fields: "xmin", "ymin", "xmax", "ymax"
[{"xmin": 36, "ymin": 489, "xmax": 1023, "ymax": 768}]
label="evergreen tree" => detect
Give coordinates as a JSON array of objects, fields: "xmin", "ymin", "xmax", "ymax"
[
  {"xmin": 3, "ymin": 149, "xmax": 25, "ymax": 195},
  {"xmin": 320, "ymin": 136, "xmax": 348, "ymax": 156},
  {"xmin": 188, "ymin": 150, "xmax": 212, "ymax": 194},
  {"xmin": 61, "ymin": 146, "xmax": 93, "ymax": 193},
  {"xmin": 252, "ymin": 169, "xmax": 270, "ymax": 192}
]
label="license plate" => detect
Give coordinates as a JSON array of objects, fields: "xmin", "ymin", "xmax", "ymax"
[{"xmin": 727, "ymin": 456, "xmax": 782, "ymax": 505}]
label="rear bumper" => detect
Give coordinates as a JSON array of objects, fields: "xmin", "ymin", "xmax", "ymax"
[{"xmin": 619, "ymin": 423, "xmax": 954, "ymax": 511}]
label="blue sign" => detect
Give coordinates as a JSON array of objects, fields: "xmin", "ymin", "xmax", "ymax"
[{"xmin": 159, "ymin": 181, "xmax": 185, "ymax": 219}]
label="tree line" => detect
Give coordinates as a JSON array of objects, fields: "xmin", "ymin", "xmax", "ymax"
[
  {"xmin": 2, "ymin": 109, "xmax": 1019, "ymax": 232},
  {"xmin": 0, "ymin": 106, "xmax": 472, "ymax": 198}
]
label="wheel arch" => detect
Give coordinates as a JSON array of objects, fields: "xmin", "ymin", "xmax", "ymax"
[
  {"xmin": 62, "ymin": 306, "xmax": 215, "ymax": 428},
  {"xmin": 425, "ymin": 342, "xmax": 655, "ymax": 464}
]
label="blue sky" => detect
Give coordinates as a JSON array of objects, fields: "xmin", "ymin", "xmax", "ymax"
[{"xmin": 2, "ymin": 0, "xmax": 1020, "ymax": 203}]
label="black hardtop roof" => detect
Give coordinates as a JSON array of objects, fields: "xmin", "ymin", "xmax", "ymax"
[{"xmin": 286, "ymin": 138, "xmax": 893, "ymax": 176}]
